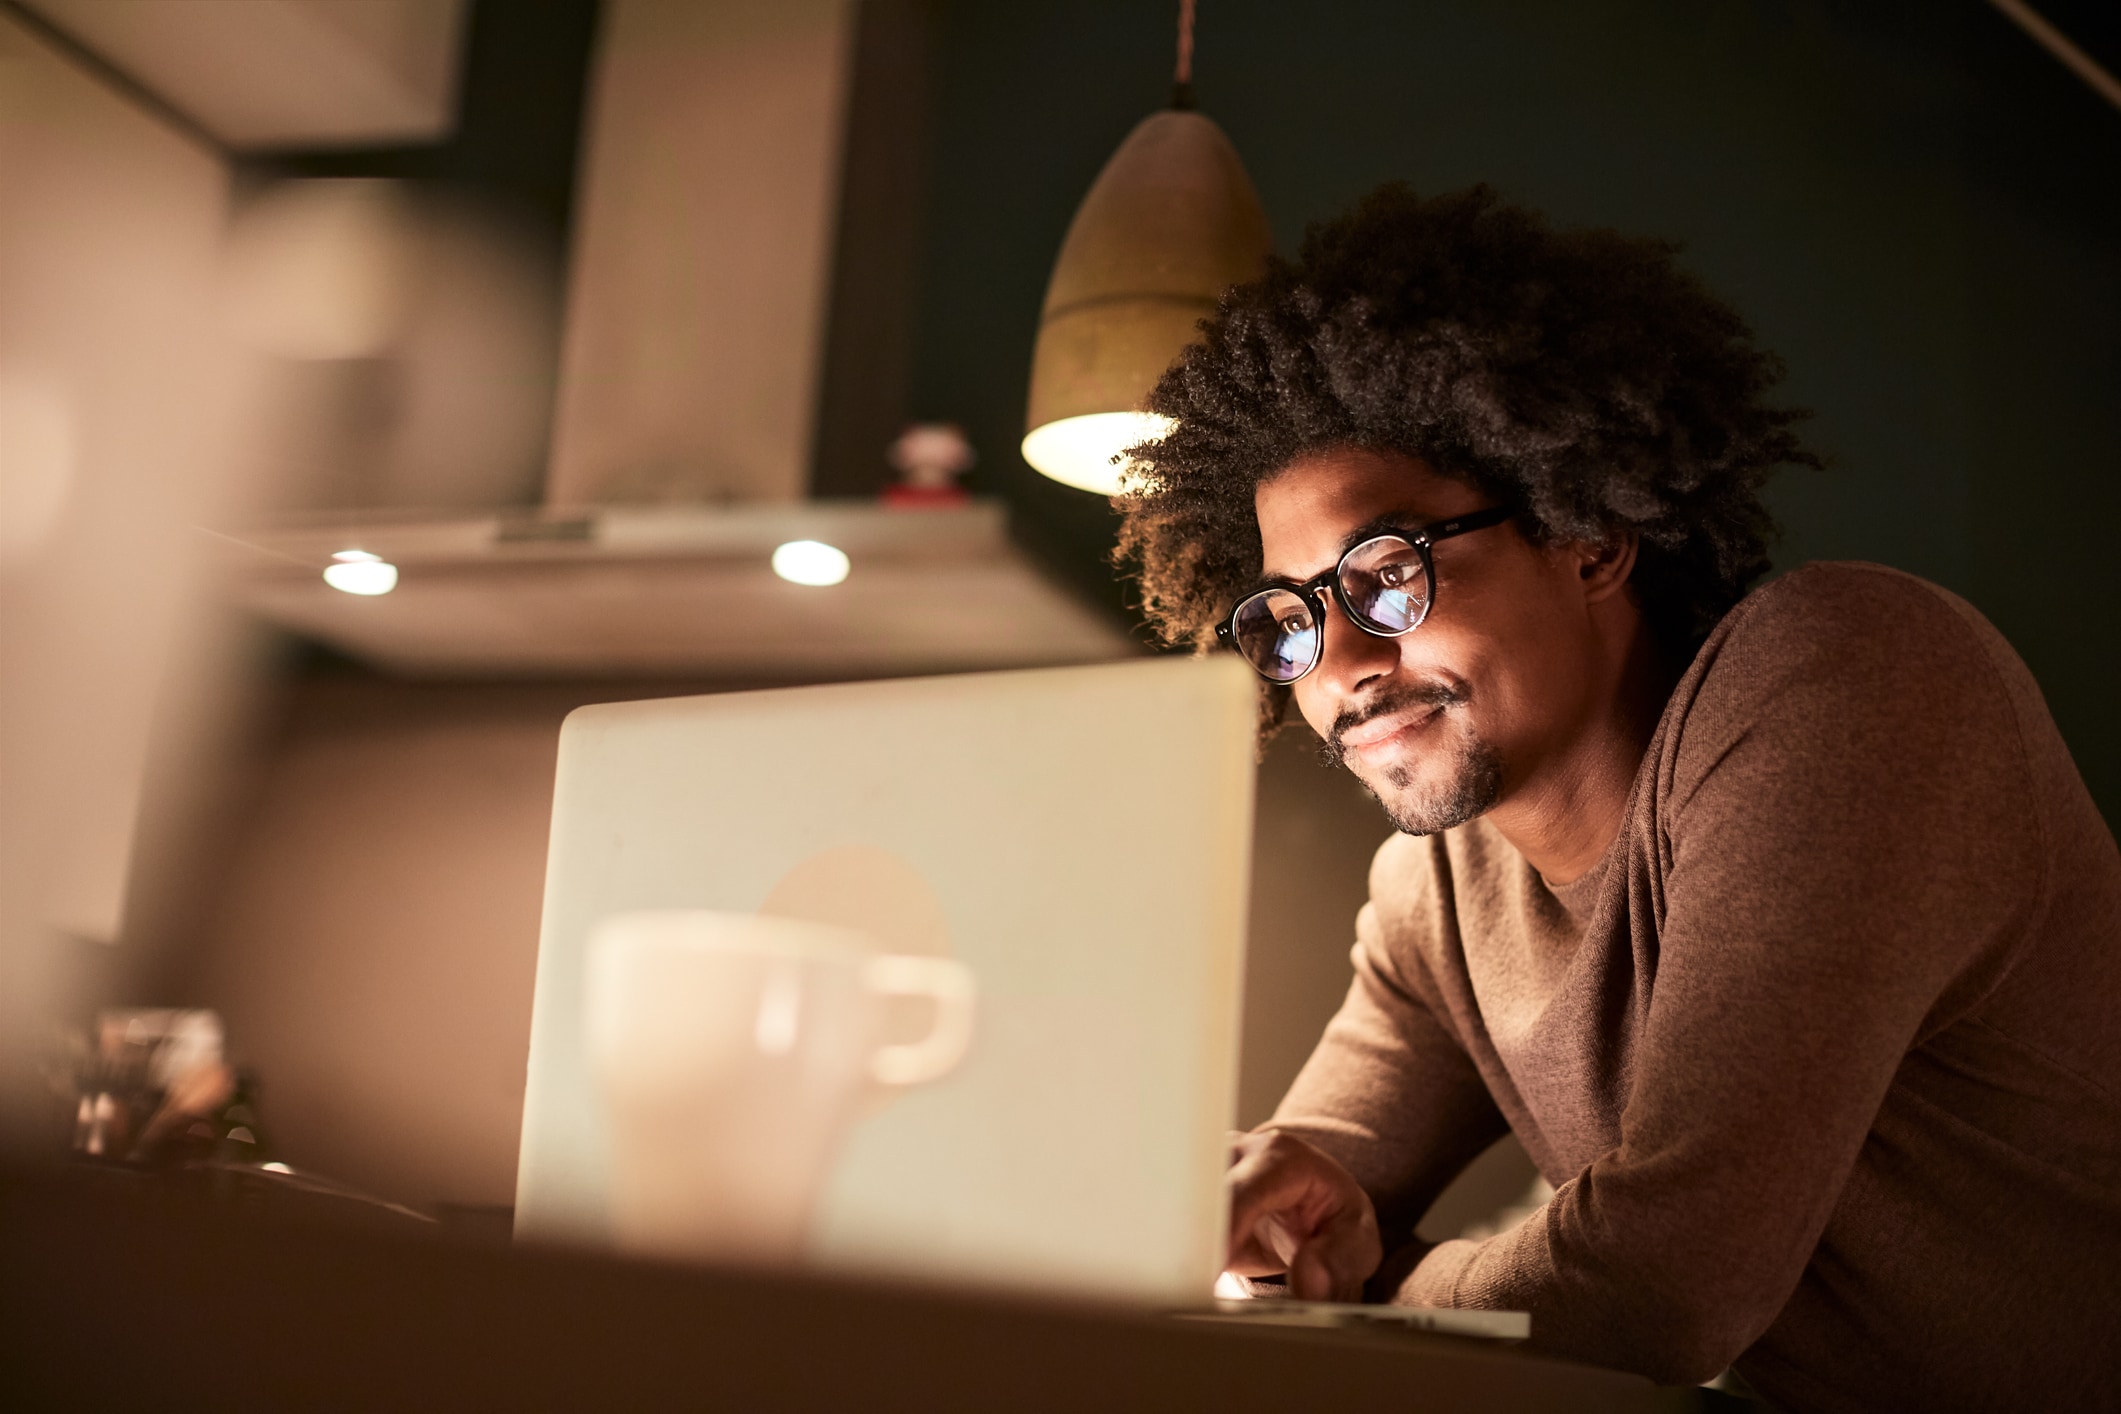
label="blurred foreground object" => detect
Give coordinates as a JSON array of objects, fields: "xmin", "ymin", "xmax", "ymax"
[
  {"xmin": 0, "ymin": 10, "xmax": 260, "ymax": 1151},
  {"xmin": 64, "ymin": 1009, "xmax": 233, "ymax": 1164},
  {"xmin": 52, "ymin": 1008, "xmax": 441, "ymax": 1224},
  {"xmin": 1, "ymin": 1166, "xmax": 1684, "ymax": 1411},
  {"xmin": 586, "ymin": 911, "xmax": 973, "ymax": 1266},
  {"xmin": 1021, "ymin": 2, "xmax": 1270, "ymax": 495}
]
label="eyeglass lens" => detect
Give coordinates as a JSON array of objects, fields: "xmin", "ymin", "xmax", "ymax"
[
  {"xmin": 1230, "ymin": 588, "xmax": 1321, "ymax": 683},
  {"xmin": 1340, "ymin": 535, "xmax": 1431, "ymax": 633},
  {"xmin": 1229, "ymin": 536, "xmax": 1432, "ymax": 682}
]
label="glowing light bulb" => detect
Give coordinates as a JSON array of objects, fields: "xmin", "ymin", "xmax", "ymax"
[
  {"xmin": 772, "ymin": 539, "xmax": 850, "ymax": 587},
  {"xmin": 1020, "ymin": 411, "xmax": 1174, "ymax": 495},
  {"xmin": 323, "ymin": 549, "xmax": 398, "ymax": 595}
]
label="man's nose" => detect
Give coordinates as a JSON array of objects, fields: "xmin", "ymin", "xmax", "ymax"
[{"xmin": 1311, "ymin": 586, "xmax": 1398, "ymax": 696}]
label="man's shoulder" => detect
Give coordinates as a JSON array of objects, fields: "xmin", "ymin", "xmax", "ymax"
[
  {"xmin": 1667, "ymin": 560, "xmax": 2051, "ymax": 832},
  {"xmin": 1720, "ymin": 560, "xmax": 1983, "ymax": 649},
  {"xmin": 1690, "ymin": 561, "xmax": 2012, "ymax": 714}
]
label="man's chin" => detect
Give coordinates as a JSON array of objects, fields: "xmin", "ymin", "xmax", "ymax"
[{"xmin": 1355, "ymin": 743, "xmax": 1505, "ymax": 837}]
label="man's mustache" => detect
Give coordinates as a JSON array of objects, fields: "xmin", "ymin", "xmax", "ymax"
[{"xmin": 1318, "ymin": 682, "xmax": 1469, "ymax": 768}]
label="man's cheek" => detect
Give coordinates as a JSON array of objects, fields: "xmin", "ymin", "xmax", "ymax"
[{"xmin": 1293, "ymin": 688, "xmax": 1336, "ymax": 741}]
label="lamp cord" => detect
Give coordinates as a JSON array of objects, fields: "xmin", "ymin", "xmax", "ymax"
[
  {"xmin": 1986, "ymin": 0, "xmax": 2121, "ymax": 113},
  {"xmin": 1173, "ymin": 0, "xmax": 1197, "ymax": 109}
]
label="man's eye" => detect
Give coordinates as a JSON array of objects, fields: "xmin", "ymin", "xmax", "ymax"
[
  {"xmin": 1279, "ymin": 612, "xmax": 1313, "ymax": 635},
  {"xmin": 1379, "ymin": 563, "xmax": 1408, "ymax": 588}
]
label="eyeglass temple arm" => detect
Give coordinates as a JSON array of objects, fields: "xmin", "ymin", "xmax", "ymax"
[{"xmin": 1419, "ymin": 505, "xmax": 1514, "ymax": 544}]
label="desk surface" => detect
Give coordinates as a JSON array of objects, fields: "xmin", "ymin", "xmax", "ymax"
[{"xmin": 0, "ymin": 1167, "xmax": 1713, "ymax": 1413}]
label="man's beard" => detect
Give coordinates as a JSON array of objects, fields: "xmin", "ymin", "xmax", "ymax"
[{"xmin": 1318, "ymin": 683, "xmax": 1504, "ymax": 836}]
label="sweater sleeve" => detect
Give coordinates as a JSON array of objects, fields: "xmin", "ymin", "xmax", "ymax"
[
  {"xmin": 1390, "ymin": 568, "xmax": 2045, "ymax": 1384},
  {"xmin": 1268, "ymin": 840, "xmax": 1509, "ymax": 1241}
]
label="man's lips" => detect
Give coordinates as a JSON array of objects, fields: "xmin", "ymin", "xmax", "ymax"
[
  {"xmin": 1320, "ymin": 683, "xmax": 1469, "ymax": 771},
  {"xmin": 1336, "ymin": 704, "xmax": 1444, "ymax": 759}
]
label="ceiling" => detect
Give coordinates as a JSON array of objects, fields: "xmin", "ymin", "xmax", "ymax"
[{"xmin": 25, "ymin": 0, "xmax": 467, "ymax": 147}]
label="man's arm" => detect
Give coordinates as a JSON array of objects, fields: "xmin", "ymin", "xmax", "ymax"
[{"xmin": 1228, "ymin": 871, "xmax": 1510, "ymax": 1295}]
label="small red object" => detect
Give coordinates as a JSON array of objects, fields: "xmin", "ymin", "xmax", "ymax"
[
  {"xmin": 882, "ymin": 483, "xmax": 970, "ymax": 509},
  {"xmin": 883, "ymin": 423, "xmax": 975, "ymax": 508}
]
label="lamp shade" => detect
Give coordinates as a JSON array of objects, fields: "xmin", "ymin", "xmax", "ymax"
[{"xmin": 1022, "ymin": 109, "xmax": 1271, "ymax": 495}]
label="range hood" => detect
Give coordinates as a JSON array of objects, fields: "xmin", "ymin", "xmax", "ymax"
[{"xmin": 226, "ymin": 500, "xmax": 1133, "ymax": 678}]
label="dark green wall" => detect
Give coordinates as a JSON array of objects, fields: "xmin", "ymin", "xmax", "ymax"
[{"xmin": 902, "ymin": 0, "xmax": 2121, "ymax": 823}]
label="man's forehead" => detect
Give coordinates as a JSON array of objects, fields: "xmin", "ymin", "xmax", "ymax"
[{"xmin": 1254, "ymin": 452, "xmax": 1464, "ymax": 579}]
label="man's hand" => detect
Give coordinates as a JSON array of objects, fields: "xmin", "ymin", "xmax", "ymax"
[{"xmin": 1224, "ymin": 1128, "xmax": 1382, "ymax": 1302}]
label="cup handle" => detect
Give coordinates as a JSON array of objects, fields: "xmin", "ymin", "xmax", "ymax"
[{"xmin": 864, "ymin": 955, "xmax": 975, "ymax": 1087}]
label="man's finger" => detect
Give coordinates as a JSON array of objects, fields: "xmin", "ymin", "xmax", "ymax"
[
  {"xmin": 1223, "ymin": 1130, "xmax": 1375, "ymax": 1282},
  {"xmin": 1224, "ymin": 1146, "xmax": 1328, "ymax": 1238},
  {"xmin": 1286, "ymin": 1209, "xmax": 1381, "ymax": 1301},
  {"xmin": 1255, "ymin": 1211, "xmax": 1301, "ymax": 1268},
  {"xmin": 1287, "ymin": 1243, "xmax": 1338, "ymax": 1302}
]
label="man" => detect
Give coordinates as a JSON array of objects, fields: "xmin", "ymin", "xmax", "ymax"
[{"xmin": 1115, "ymin": 185, "xmax": 2120, "ymax": 1411}]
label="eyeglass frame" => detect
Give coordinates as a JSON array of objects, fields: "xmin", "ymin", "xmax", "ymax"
[{"xmin": 1214, "ymin": 505, "xmax": 1515, "ymax": 684}]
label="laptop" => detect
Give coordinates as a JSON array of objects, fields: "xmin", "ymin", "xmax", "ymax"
[{"xmin": 514, "ymin": 657, "xmax": 1259, "ymax": 1304}]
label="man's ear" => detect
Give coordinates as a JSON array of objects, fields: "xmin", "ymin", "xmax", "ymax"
[{"xmin": 1577, "ymin": 530, "xmax": 1638, "ymax": 604}]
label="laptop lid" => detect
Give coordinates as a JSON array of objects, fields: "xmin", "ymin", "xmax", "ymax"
[{"xmin": 514, "ymin": 656, "xmax": 1257, "ymax": 1304}]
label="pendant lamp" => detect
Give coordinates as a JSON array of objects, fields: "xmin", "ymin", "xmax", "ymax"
[{"xmin": 1021, "ymin": 0, "xmax": 1271, "ymax": 495}]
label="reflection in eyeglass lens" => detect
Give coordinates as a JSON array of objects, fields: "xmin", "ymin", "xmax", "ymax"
[
  {"xmin": 1233, "ymin": 588, "xmax": 1319, "ymax": 683},
  {"xmin": 1342, "ymin": 537, "xmax": 1429, "ymax": 633}
]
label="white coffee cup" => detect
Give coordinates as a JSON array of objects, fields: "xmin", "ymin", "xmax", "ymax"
[{"xmin": 583, "ymin": 909, "xmax": 975, "ymax": 1264}]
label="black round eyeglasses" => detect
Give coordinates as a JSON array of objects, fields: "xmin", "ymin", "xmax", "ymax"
[{"xmin": 1215, "ymin": 506, "xmax": 1513, "ymax": 684}]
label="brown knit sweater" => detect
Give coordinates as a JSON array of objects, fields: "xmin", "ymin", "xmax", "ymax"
[{"xmin": 1270, "ymin": 562, "xmax": 2121, "ymax": 1412}]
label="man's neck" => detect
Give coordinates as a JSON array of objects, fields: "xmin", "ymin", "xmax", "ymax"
[{"xmin": 1487, "ymin": 616, "xmax": 1680, "ymax": 886}]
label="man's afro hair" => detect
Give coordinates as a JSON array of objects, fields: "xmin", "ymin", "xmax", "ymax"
[{"xmin": 1112, "ymin": 183, "xmax": 1819, "ymax": 727}]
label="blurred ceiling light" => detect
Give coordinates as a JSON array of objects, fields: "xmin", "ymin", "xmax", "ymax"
[
  {"xmin": 223, "ymin": 179, "xmax": 418, "ymax": 360},
  {"xmin": 1021, "ymin": 0, "xmax": 1270, "ymax": 497},
  {"xmin": 771, "ymin": 540, "xmax": 850, "ymax": 587},
  {"xmin": 323, "ymin": 549, "xmax": 398, "ymax": 595}
]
